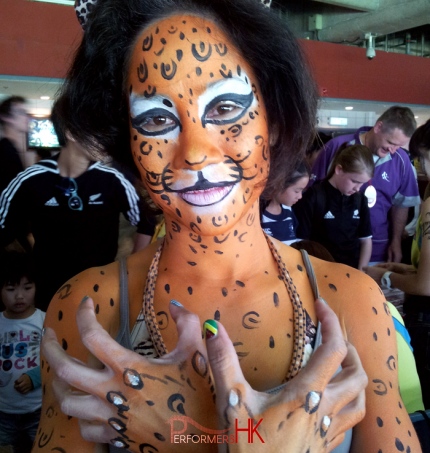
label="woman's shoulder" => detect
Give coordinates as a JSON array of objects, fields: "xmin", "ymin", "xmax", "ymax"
[
  {"xmin": 277, "ymin": 241, "xmax": 384, "ymax": 312},
  {"xmin": 45, "ymin": 244, "xmax": 159, "ymax": 342},
  {"xmin": 44, "ymin": 261, "xmax": 123, "ymax": 339}
]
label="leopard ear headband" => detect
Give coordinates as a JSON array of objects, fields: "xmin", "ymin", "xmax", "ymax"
[
  {"xmin": 74, "ymin": 0, "xmax": 97, "ymax": 29},
  {"xmin": 74, "ymin": 0, "xmax": 271, "ymax": 29}
]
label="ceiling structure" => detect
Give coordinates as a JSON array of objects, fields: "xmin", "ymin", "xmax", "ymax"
[
  {"xmin": 1, "ymin": 0, "xmax": 429, "ymax": 126},
  {"xmin": 274, "ymin": 0, "xmax": 430, "ymax": 57}
]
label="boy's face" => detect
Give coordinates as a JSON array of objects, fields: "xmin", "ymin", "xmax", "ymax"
[
  {"xmin": 1, "ymin": 277, "xmax": 36, "ymax": 319},
  {"xmin": 6, "ymin": 102, "xmax": 30, "ymax": 134}
]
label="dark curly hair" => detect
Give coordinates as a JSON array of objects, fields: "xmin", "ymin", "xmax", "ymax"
[
  {"xmin": 0, "ymin": 96, "xmax": 26, "ymax": 126},
  {"xmin": 409, "ymin": 119, "xmax": 430, "ymax": 159},
  {"xmin": 54, "ymin": 0, "xmax": 318, "ymax": 197}
]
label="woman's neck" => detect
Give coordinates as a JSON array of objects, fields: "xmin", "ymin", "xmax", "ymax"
[{"xmin": 160, "ymin": 202, "xmax": 274, "ymax": 280}]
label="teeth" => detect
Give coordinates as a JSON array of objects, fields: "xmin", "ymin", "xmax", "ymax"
[{"xmin": 181, "ymin": 186, "xmax": 232, "ymax": 206}]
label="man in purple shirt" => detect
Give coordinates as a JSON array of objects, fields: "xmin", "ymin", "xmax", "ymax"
[{"xmin": 311, "ymin": 106, "xmax": 420, "ymax": 263}]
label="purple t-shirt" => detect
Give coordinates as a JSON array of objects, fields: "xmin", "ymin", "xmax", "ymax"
[{"xmin": 311, "ymin": 127, "xmax": 420, "ymax": 261}]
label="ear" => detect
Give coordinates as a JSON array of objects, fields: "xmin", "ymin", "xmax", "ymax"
[
  {"xmin": 373, "ymin": 121, "xmax": 383, "ymax": 134},
  {"xmin": 0, "ymin": 113, "xmax": 11, "ymax": 125},
  {"xmin": 269, "ymin": 129, "xmax": 278, "ymax": 147},
  {"xmin": 334, "ymin": 164, "xmax": 343, "ymax": 174},
  {"xmin": 65, "ymin": 131, "xmax": 76, "ymax": 143}
]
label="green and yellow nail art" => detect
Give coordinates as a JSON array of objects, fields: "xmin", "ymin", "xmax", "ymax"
[{"xmin": 203, "ymin": 319, "xmax": 218, "ymax": 339}]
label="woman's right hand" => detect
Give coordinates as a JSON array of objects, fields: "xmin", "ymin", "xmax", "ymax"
[{"xmin": 205, "ymin": 298, "xmax": 368, "ymax": 452}]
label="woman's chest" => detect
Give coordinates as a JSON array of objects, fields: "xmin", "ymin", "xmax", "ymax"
[{"xmin": 146, "ymin": 273, "xmax": 316, "ymax": 390}]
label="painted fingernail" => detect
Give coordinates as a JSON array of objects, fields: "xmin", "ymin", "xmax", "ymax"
[
  {"xmin": 320, "ymin": 415, "xmax": 331, "ymax": 438},
  {"xmin": 229, "ymin": 389, "xmax": 239, "ymax": 407},
  {"xmin": 110, "ymin": 438, "xmax": 129, "ymax": 449},
  {"xmin": 80, "ymin": 295, "xmax": 90, "ymax": 306},
  {"xmin": 170, "ymin": 299, "xmax": 183, "ymax": 307},
  {"xmin": 108, "ymin": 418, "xmax": 126, "ymax": 433},
  {"xmin": 203, "ymin": 319, "xmax": 218, "ymax": 339},
  {"xmin": 304, "ymin": 391, "xmax": 321, "ymax": 414}
]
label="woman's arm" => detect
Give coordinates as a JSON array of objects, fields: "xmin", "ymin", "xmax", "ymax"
[
  {"xmin": 32, "ymin": 263, "xmax": 124, "ymax": 452},
  {"xmin": 314, "ymin": 263, "xmax": 422, "ymax": 452}
]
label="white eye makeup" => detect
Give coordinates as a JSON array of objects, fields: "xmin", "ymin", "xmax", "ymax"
[
  {"xmin": 130, "ymin": 94, "xmax": 181, "ymax": 139},
  {"xmin": 199, "ymin": 76, "xmax": 254, "ymax": 127},
  {"xmin": 130, "ymin": 76, "xmax": 254, "ymax": 138}
]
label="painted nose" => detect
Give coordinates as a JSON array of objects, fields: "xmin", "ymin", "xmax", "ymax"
[{"xmin": 172, "ymin": 126, "xmax": 223, "ymax": 170}]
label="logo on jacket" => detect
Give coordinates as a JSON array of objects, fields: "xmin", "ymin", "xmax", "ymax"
[
  {"xmin": 45, "ymin": 197, "xmax": 59, "ymax": 206},
  {"xmin": 323, "ymin": 211, "xmax": 335, "ymax": 219},
  {"xmin": 352, "ymin": 209, "xmax": 360, "ymax": 219},
  {"xmin": 382, "ymin": 171, "xmax": 389, "ymax": 182},
  {"xmin": 89, "ymin": 193, "xmax": 103, "ymax": 205}
]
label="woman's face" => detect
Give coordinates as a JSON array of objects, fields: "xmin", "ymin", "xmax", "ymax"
[{"xmin": 127, "ymin": 15, "xmax": 269, "ymax": 236}]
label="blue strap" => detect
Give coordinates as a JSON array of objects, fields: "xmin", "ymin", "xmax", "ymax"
[{"xmin": 392, "ymin": 316, "xmax": 413, "ymax": 352}]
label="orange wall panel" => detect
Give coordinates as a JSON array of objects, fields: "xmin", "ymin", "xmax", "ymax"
[
  {"xmin": 0, "ymin": 0, "xmax": 81, "ymax": 78},
  {"xmin": 300, "ymin": 39, "xmax": 430, "ymax": 105},
  {"xmin": 1, "ymin": 0, "xmax": 430, "ymax": 106}
]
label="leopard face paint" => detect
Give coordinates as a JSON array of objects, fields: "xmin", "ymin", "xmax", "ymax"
[{"xmin": 128, "ymin": 15, "xmax": 269, "ymax": 236}]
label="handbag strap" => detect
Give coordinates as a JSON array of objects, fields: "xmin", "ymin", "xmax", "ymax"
[
  {"xmin": 114, "ymin": 258, "xmax": 132, "ymax": 350},
  {"xmin": 299, "ymin": 249, "xmax": 326, "ymax": 361},
  {"xmin": 300, "ymin": 249, "xmax": 320, "ymax": 300},
  {"xmin": 110, "ymin": 258, "xmax": 133, "ymax": 453}
]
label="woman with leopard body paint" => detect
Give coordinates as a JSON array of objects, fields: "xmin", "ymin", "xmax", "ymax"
[{"xmin": 33, "ymin": 0, "xmax": 421, "ymax": 452}]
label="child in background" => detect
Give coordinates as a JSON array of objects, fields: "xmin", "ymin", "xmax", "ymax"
[
  {"xmin": 294, "ymin": 144, "xmax": 374, "ymax": 270},
  {"xmin": 260, "ymin": 160, "xmax": 310, "ymax": 245},
  {"xmin": 0, "ymin": 251, "xmax": 45, "ymax": 453}
]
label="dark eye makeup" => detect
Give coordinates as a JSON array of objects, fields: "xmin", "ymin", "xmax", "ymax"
[
  {"xmin": 131, "ymin": 107, "xmax": 181, "ymax": 136},
  {"xmin": 202, "ymin": 92, "xmax": 254, "ymax": 126}
]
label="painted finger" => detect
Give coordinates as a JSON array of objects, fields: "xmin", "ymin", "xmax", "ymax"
[
  {"xmin": 325, "ymin": 341, "xmax": 367, "ymax": 407},
  {"xmin": 292, "ymin": 299, "xmax": 348, "ymax": 390},
  {"xmin": 157, "ymin": 300, "xmax": 206, "ymax": 363},
  {"xmin": 205, "ymin": 319, "xmax": 247, "ymax": 394},
  {"xmin": 323, "ymin": 389, "xmax": 366, "ymax": 449},
  {"xmin": 75, "ymin": 296, "xmax": 143, "ymax": 371},
  {"xmin": 316, "ymin": 343, "xmax": 366, "ymax": 445},
  {"xmin": 52, "ymin": 375, "xmax": 116, "ymax": 422},
  {"xmin": 204, "ymin": 319, "xmax": 257, "ymax": 424},
  {"xmin": 78, "ymin": 419, "xmax": 123, "ymax": 445},
  {"xmin": 42, "ymin": 326, "xmax": 113, "ymax": 394}
]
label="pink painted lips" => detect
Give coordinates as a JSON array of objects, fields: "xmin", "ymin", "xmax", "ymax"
[{"xmin": 180, "ymin": 185, "xmax": 234, "ymax": 206}]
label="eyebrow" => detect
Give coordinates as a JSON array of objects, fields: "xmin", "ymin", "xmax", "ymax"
[
  {"xmin": 204, "ymin": 76, "xmax": 252, "ymax": 97},
  {"xmin": 129, "ymin": 94, "xmax": 177, "ymax": 116}
]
